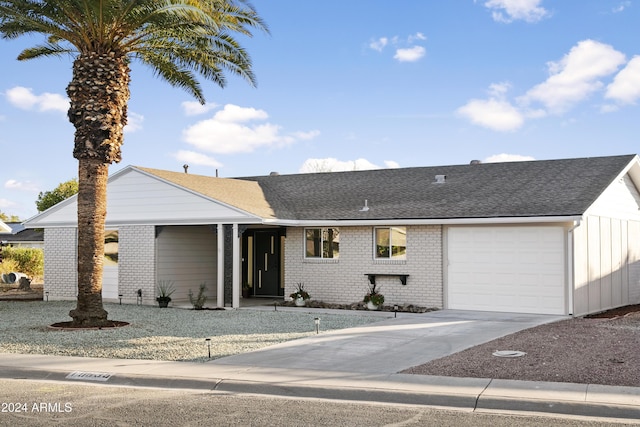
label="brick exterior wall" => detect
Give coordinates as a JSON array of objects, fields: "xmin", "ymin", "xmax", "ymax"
[
  {"xmin": 43, "ymin": 228, "xmax": 77, "ymax": 300},
  {"xmin": 284, "ymin": 225, "xmax": 443, "ymax": 308},
  {"xmin": 118, "ymin": 225, "xmax": 156, "ymax": 305}
]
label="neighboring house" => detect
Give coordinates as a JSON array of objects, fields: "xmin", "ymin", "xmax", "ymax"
[
  {"xmin": 0, "ymin": 221, "xmax": 44, "ymax": 249},
  {"xmin": 23, "ymin": 154, "xmax": 640, "ymax": 316}
]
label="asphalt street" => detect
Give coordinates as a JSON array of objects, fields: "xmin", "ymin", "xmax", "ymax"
[{"xmin": 0, "ymin": 379, "xmax": 636, "ymax": 427}]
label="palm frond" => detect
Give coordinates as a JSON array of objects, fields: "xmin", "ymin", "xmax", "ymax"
[{"xmin": 1, "ymin": 0, "xmax": 268, "ymax": 102}]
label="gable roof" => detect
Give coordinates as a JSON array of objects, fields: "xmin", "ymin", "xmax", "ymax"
[
  {"xmin": 22, "ymin": 154, "xmax": 640, "ymax": 228},
  {"xmin": 240, "ymin": 154, "xmax": 639, "ymax": 221},
  {"xmin": 136, "ymin": 167, "xmax": 276, "ymax": 219}
]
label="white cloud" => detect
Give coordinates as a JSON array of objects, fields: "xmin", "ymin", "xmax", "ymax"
[
  {"xmin": 459, "ymin": 40, "xmax": 632, "ymax": 132},
  {"xmin": 457, "ymin": 86, "xmax": 524, "ymax": 132},
  {"xmin": 394, "ymin": 46, "xmax": 426, "ymax": 62},
  {"xmin": 183, "ymin": 104, "xmax": 319, "ymax": 154},
  {"xmin": 484, "ymin": 0, "xmax": 549, "ymax": 23},
  {"xmin": 484, "ymin": 153, "xmax": 536, "ymax": 163},
  {"xmin": 5, "ymin": 86, "xmax": 68, "ymax": 112},
  {"xmin": 520, "ymin": 40, "xmax": 626, "ymax": 114},
  {"xmin": 214, "ymin": 104, "xmax": 268, "ymax": 123},
  {"xmin": 173, "ymin": 150, "xmax": 222, "ymax": 168},
  {"xmin": 369, "ymin": 37, "xmax": 388, "ymax": 52},
  {"xmin": 181, "ymin": 101, "xmax": 218, "ymax": 116},
  {"xmin": 613, "ymin": 1, "xmax": 631, "ymax": 13},
  {"xmin": 369, "ymin": 33, "xmax": 427, "ymax": 62},
  {"xmin": 291, "ymin": 130, "xmax": 321, "ymax": 140},
  {"xmin": 408, "ymin": 32, "xmax": 427, "ymax": 43},
  {"xmin": 605, "ymin": 56, "xmax": 640, "ymax": 105},
  {"xmin": 4, "ymin": 179, "xmax": 39, "ymax": 192},
  {"xmin": 124, "ymin": 112, "xmax": 144, "ymax": 133},
  {"xmin": 384, "ymin": 160, "xmax": 400, "ymax": 168},
  {"xmin": 299, "ymin": 157, "xmax": 398, "ymax": 173}
]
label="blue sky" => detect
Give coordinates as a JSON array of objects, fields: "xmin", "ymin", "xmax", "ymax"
[{"xmin": 1, "ymin": 0, "xmax": 640, "ymax": 220}]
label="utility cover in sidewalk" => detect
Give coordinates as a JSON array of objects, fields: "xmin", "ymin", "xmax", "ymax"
[
  {"xmin": 66, "ymin": 371, "xmax": 113, "ymax": 381},
  {"xmin": 492, "ymin": 350, "xmax": 526, "ymax": 358}
]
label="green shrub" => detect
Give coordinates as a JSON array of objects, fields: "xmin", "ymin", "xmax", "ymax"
[{"xmin": 2, "ymin": 247, "xmax": 44, "ymax": 279}]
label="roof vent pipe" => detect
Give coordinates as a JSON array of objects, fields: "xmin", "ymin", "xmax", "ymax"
[
  {"xmin": 434, "ymin": 174, "xmax": 446, "ymax": 184},
  {"xmin": 359, "ymin": 199, "xmax": 370, "ymax": 212},
  {"xmin": 183, "ymin": 164, "xmax": 189, "ymax": 174}
]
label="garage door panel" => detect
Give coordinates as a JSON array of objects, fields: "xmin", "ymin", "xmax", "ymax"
[{"xmin": 448, "ymin": 226, "xmax": 565, "ymax": 315}]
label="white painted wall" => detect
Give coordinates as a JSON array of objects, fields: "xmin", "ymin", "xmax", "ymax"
[
  {"xmin": 573, "ymin": 216, "xmax": 640, "ymax": 315},
  {"xmin": 156, "ymin": 225, "xmax": 217, "ymax": 305},
  {"xmin": 43, "ymin": 228, "xmax": 77, "ymax": 300},
  {"xmin": 587, "ymin": 174, "xmax": 640, "ymax": 221},
  {"xmin": 284, "ymin": 225, "xmax": 443, "ymax": 308}
]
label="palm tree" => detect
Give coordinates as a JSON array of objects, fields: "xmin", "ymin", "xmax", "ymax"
[{"xmin": 0, "ymin": 0, "xmax": 267, "ymax": 327}]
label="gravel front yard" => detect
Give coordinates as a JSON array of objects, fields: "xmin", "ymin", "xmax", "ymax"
[
  {"xmin": 403, "ymin": 309, "xmax": 640, "ymax": 387},
  {"xmin": 0, "ymin": 301, "xmax": 383, "ymax": 363}
]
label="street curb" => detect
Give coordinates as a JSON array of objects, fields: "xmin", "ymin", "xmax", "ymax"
[
  {"xmin": 476, "ymin": 396, "xmax": 640, "ymax": 420},
  {"xmin": 2, "ymin": 366, "xmax": 640, "ymax": 420}
]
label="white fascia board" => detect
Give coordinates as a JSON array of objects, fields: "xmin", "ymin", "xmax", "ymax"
[
  {"xmin": 262, "ymin": 215, "xmax": 584, "ymax": 227},
  {"xmin": 32, "ymin": 217, "xmax": 264, "ymax": 228},
  {"xmin": 104, "ymin": 217, "xmax": 264, "ymax": 227}
]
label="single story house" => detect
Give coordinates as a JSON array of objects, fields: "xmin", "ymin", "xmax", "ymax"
[
  {"xmin": 23, "ymin": 154, "xmax": 640, "ymax": 316},
  {"xmin": 0, "ymin": 221, "xmax": 44, "ymax": 249}
]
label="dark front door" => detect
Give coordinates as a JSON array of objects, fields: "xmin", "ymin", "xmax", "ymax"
[{"xmin": 253, "ymin": 231, "xmax": 280, "ymax": 296}]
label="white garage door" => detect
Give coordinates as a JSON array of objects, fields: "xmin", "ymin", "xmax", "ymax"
[{"xmin": 447, "ymin": 226, "xmax": 566, "ymax": 315}]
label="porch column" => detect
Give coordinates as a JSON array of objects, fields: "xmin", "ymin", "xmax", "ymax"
[
  {"xmin": 232, "ymin": 223, "xmax": 240, "ymax": 308},
  {"xmin": 217, "ymin": 223, "xmax": 224, "ymax": 308}
]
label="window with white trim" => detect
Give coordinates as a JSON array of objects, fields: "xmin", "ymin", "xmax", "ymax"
[
  {"xmin": 374, "ymin": 227, "xmax": 406, "ymax": 259},
  {"xmin": 305, "ymin": 228, "xmax": 340, "ymax": 259}
]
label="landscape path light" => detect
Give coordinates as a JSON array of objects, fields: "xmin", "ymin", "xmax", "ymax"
[
  {"xmin": 205, "ymin": 338, "xmax": 211, "ymax": 358},
  {"xmin": 314, "ymin": 317, "xmax": 320, "ymax": 334}
]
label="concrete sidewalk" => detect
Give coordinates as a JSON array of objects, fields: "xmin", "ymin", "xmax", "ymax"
[{"xmin": 0, "ymin": 309, "xmax": 639, "ymax": 420}]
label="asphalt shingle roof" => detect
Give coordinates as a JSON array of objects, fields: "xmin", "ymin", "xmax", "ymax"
[
  {"xmin": 242, "ymin": 154, "xmax": 637, "ymax": 221},
  {"xmin": 140, "ymin": 155, "xmax": 637, "ymax": 222}
]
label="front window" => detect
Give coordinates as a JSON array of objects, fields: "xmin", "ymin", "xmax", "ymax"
[
  {"xmin": 375, "ymin": 227, "xmax": 406, "ymax": 259},
  {"xmin": 305, "ymin": 228, "xmax": 340, "ymax": 259},
  {"xmin": 104, "ymin": 230, "xmax": 118, "ymax": 264}
]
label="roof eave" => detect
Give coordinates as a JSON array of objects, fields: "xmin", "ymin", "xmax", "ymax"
[{"xmin": 262, "ymin": 215, "xmax": 584, "ymax": 227}]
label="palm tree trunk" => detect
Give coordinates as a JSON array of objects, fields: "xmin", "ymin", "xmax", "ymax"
[
  {"xmin": 67, "ymin": 51, "xmax": 129, "ymax": 326},
  {"xmin": 68, "ymin": 158, "xmax": 109, "ymax": 326}
]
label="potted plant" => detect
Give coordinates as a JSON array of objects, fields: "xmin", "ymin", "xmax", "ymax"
[
  {"xmin": 156, "ymin": 280, "xmax": 175, "ymax": 308},
  {"xmin": 289, "ymin": 282, "xmax": 310, "ymax": 307},
  {"xmin": 363, "ymin": 283, "xmax": 384, "ymax": 310},
  {"xmin": 242, "ymin": 282, "xmax": 252, "ymax": 298}
]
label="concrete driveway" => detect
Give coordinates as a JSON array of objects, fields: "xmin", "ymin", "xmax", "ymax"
[{"xmin": 211, "ymin": 309, "xmax": 564, "ymax": 374}]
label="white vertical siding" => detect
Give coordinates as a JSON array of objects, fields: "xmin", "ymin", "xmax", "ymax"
[
  {"xmin": 628, "ymin": 221, "xmax": 640, "ymax": 304},
  {"xmin": 579, "ymin": 172, "xmax": 640, "ymax": 314},
  {"xmin": 572, "ymin": 216, "xmax": 640, "ymax": 316},
  {"xmin": 156, "ymin": 226, "xmax": 217, "ymax": 304}
]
